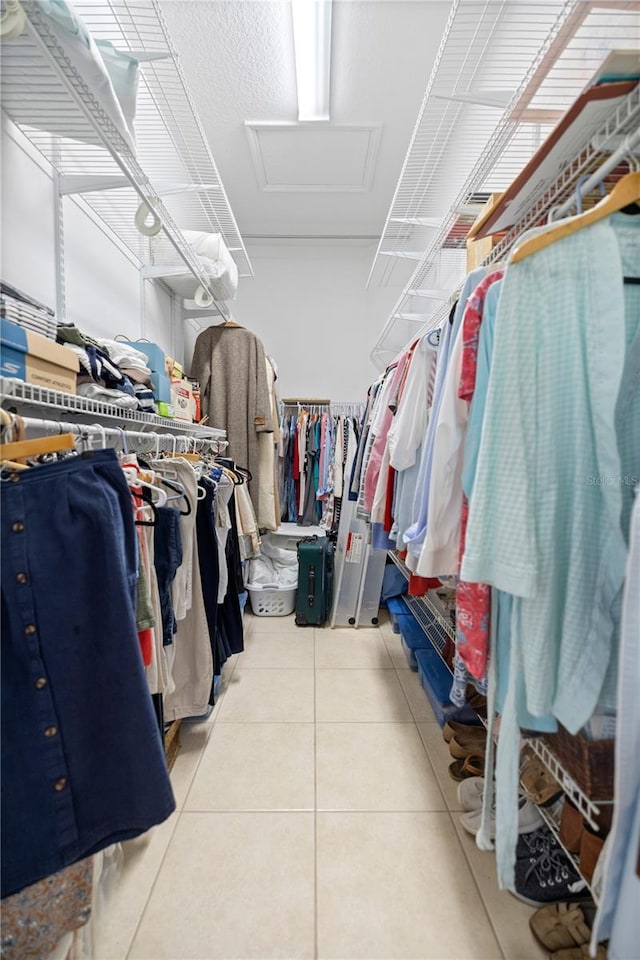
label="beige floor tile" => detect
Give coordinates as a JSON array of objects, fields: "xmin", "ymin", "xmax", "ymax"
[
  {"xmin": 239, "ymin": 631, "xmax": 315, "ymax": 668},
  {"xmin": 315, "ymin": 629, "xmax": 393, "ymax": 668},
  {"xmin": 245, "ymin": 612, "xmax": 307, "ymax": 635},
  {"xmin": 128, "ymin": 812, "xmax": 315, "ymax": 960},
  {"xmin": 94, "ymin": 812, "xmax": 179, "ymax": 960},
  {"xmin": 397, "ymin": 667, "xmax": 439, "ymax": 722},
  {"xmin": 185, "ymin": 722, "xmax": 314, "ymax": 811},
  {"xmin": 418, "ymin": 721, "xmax": 471, "ymax": 811},
  {"xmin": 374, "ymin": 608, "xmax": 390, "ymax": 626},
  {"xmin": 208, "ymin": 658, "xmax": 239, "ymax": 721},
  {"xmin": 381, "ymin": 629, "xmax": 411, "ymax": 669},
  {"xmin": 216, "ymin": 668, "xmax": 314, "ymax": 722},
  {"xmin": 379, "ymin": 619, "xmax": 401, "ymax": 641},
  {"xmin": 317, "ymin": 722, "xmax": 446, "ymax": 811},
  {"xmin": 453, "ymin": 821, "xmax": 545, "ymax": 960},
  {"xmin": 316, "ymin": 669, "xmax": 413, "ymax": 722},
  {"xmin": 317, "ymin": 811, "xmax": 502, "ymax": 959},
  {"xmin": 170, "ymin": 722, "xmax": 213, "ymax": 809}
]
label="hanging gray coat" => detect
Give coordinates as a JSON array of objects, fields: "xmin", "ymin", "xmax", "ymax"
[{"xmin": 190, "ymin": 325, "xmax": 273, "ymax": 521}]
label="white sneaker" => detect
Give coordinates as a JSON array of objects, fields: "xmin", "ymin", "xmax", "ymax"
[
  {"xmin": 457, "ymin": 777, "xmax": 485, "ymax": 812},
  {"xmin": 460, "ymin": 798, "xmax": 544, "ymax": 839}
]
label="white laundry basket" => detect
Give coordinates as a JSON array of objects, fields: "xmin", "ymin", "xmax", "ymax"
[{"xmin": 246, "ymin": 584, "xmax": 297, "ymax": 617}]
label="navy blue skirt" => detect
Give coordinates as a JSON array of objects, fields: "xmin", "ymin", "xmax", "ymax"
[{"xmin": 1, "ymin": 449, "xmax": 175, "ymax": 897}]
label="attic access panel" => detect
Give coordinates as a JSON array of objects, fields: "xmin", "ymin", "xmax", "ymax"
[{"xmin": 245, "ymin": 122, "xmax": 381, "ymax": 192}]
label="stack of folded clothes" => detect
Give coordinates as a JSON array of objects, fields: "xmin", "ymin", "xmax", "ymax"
[
  {"xmin": 56, "ymin": 324, "xmax": 156, "ymax": 413},
  {"xmin": 98, "ymin": 339, "xmax": 156, "ymax": 412},
  {"xmin": 1, "ymin": 282, "xmax": 58, "ymax": 341}
]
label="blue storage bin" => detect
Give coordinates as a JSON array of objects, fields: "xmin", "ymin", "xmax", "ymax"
[
  {"xmin": 0, "ymin": 316, "xmax": 27, "ymax": 379},
  {"xmin": 398, "ymin": 616, "xmax": 432, "ymax": 671},
  {"xmin": 386, "ymin": 596, "xmax": 412, "ymax": 634},
  {"xmin": 415, "ymin": 647, "xmax": 479, "ymax": 728}
]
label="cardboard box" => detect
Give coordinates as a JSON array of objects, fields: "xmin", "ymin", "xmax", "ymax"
[
  {"xmin": 466, "ymin": 193, "xmax": 502, "ymax": 272},
  {"xmin": 170, "ymin": 379, "xmax": 194, "ymax": 422},
  {"xmin": 167, "ymin": 358, "xmax": 183, "ymax": 381},
  {"xmin": 1, "ymin": 318, "xmax": 79, "ymax": 394}
]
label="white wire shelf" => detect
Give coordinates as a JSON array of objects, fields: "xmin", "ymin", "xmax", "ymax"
[
  {"xmin": 371, "ymin": 80, "xmax": 640, "ymax": 367},
  {"xmin": 368, "ymin": 0, "xmax": 569, "ymax": 289},
  {"xmin": 387, "ymin": 550, "xmax": 456, "ymax": 671},
  {"xmin": 0, "ymin": 377, "xmax": 225, "ymax": 438},
  {"xmin": 0, "ymin": 0, "xmax": 252, "ymax": 315},
  {"xmin": 370, "ymin": 0, "xmax": 640, "ymax": 365},
  {"xmin": 526, "ymin": 736, "xmax": 612, "ymax": 832}
]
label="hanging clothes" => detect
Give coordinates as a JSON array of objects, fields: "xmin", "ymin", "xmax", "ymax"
[
  {"xmin": 256, "ymin": 356, "xmax": 280, "ymax": 532},
  {"xmin": 190, "ymin": 325, "xmax": 274, "ymax": 521},
  {"xmin": 403, "ymin": 266, "xmax": 487, "ymax": 569},
  {"xmin": 462, "ymin": 213, "xmax": 640, "ymax": 890},
  {"xmin": 0, "ymin": 450, "xmax": 175, "ymax": 899},
  {"xmin": 0, "ymin": 857, "xmax": 93, "ymax": 960}
]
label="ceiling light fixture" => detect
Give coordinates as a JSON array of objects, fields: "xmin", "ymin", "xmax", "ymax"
[{"xmin": 291, "ymin": 0, "xmax": 332, "ymax": 122}]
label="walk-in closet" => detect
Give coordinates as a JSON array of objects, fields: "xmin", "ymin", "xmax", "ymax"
[{"xmin": 1, "ymin": 1, "xmax": 639, "ymax": 958}]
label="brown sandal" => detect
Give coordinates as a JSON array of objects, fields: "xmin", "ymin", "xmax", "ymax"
[
  {"xmin": 551, "ymin": 945, "xmax": 606, "ymax": 960},
  {"xmin": 442, "ymin": 720, "xmax": 483, "ymax": 744},
  {"xmin": 449, "ymin": 730, "xmax": 487, "ymax": 760},
  {"xmin": 529, "ymin": 902, "xmax": 596, "ymax": 952},
  {"xmin": 448, "ymin": 755, "xmax": 485, "ymax": 781}
]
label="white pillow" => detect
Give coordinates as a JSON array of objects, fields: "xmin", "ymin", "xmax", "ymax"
[{"xmin": 16, "ymin": 0, "xmax": 136, "ymax": 151}]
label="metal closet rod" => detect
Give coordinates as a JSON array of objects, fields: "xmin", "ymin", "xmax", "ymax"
[{"xmin": 17, "ymin": 416, "xmax": 227, "ymax": 454}]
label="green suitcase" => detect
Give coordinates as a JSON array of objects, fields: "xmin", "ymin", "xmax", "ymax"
[{"xmin": 295, "ymin": 536, "xmax": 334, "ymax": 627}]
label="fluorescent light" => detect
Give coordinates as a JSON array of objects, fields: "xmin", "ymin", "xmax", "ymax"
[{"xmin": 291, "ymin": 0, "xmax": 332, "ymax": 122}]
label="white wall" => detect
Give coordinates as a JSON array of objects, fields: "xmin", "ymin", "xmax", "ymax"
[
  {"xmin": 1, "ymin": 119, "xmax": 178, "ymax": 359},
  {"xmin": 184, "ymin": 240, "xmax": 400, "ymax": 402}
]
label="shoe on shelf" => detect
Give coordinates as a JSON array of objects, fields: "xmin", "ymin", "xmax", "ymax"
[
  {"xmin": 460, "ymin": 797, "xmax": 544, "ymax": 840},
  {"xmin": 520, "ymin": 748, "xmax": 563, "ymax": 807},
  {"xmin": 457, "ymin": 776, "xmax": 485, "ymax": 812},
  {"xmin": 448, "ymin": 755, "xmax": 486, "ymax": 781},
  {"xmin": 551, "ymin": 945, "xmax": 607, "ymax": 960},
  {"xmin": 512, "ymin": 827, "xmax": 586, "ymax": 907},
  {"xmin": 529, "ymin": 900, "xmax": 597, "ymax": 952},
  {"xmin": 443, "ymin": 719, "xmax": 484, "ymax": 744},
  {"xmin": 449, "ymin": 729, "xmax": 488, "ymax": 759}
]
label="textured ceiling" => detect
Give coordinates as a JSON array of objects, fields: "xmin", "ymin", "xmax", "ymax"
[{"xmin": 159, "ymin": 0, "xmax": 452, "ymax": 238}]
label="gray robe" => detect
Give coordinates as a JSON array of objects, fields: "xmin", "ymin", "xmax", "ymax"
[{"xmin": 190, "ymin": 326, "xmax": 273, "ymax": 513}]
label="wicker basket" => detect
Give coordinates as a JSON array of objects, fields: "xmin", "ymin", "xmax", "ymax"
[{"xmin": 542, "ymin": 725, "xmax": 614, "ymax": 799}]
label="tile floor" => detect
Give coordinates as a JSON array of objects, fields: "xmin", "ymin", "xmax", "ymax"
[{"xmin": 94, "ymin": 613, "xmax": 547, "ymax": 960}]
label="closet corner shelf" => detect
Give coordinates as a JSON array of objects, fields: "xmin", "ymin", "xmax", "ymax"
[
  {"xmin": 1, "ymin": 0, "xmax": 253, "ymax": 314},
  {"xmin": 0, "ymin": 378, "xmax": 225, "ymax": 438}
]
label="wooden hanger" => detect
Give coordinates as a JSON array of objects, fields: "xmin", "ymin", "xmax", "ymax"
[
  {"xmin": 511, "ymin": 172, "xmax": 640, "ymax": 264},
  {"xmin": 0, "ymin": 433, "xmax": 76, "ymax": 462},
  {"xmin": 221, "ymin": 319, "xmax": 242, "ymax": 327}
]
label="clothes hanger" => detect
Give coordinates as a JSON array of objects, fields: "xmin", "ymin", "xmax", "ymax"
[
  {"xmin": 511, "ymin": 171, "xmax": 640, "ymax": 264},
  {"xmin": 0, "ymin": 433, "xmax": 76, "ymax": 463},
  {"xmin": 133, "ymin": 488, "xmax": 159, "ymax": 527},
  {"xmin": 121, "ymin": 465, "xmax": 168, "ymax": 506}
]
